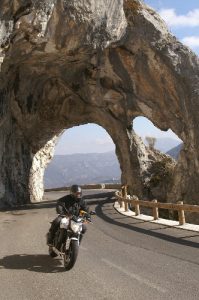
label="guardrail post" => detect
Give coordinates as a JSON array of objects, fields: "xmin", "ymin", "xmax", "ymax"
[
  {"xmin": 135, "ymin": 200, "xmax": 140, "ymax": 216},
  {"xmin": 124, "ymin": 185, "xmax": 128, "ymax": 198},
  {"xmin": 118, "ymin": 195, "xmax": 123, "ymax": 208},
  {"xmin": 121, "ymin": 187, "xmax": 123, "ymax": 196},
  {"xmin": 121, "ymin": 185, "xmax": 127, "ymax": 210},
  {"xmin": 124, "ymin": 186, "xmax": 128, "ymax": 211},
  {"xmin": 124, "ymin": 200, "xmax": 128, "ymax": 212},
  {"xmin": 177, "ymin": 201, "xmax": 186, "ymax": 225},
  {"xmin": 118, "ymin": 196, "xmax": 122, "ymax": 208},
  {"xmin": 152, "ymin": 199, "xmax": 159, "ymax": 220},
  {"xmin": 120, "ymin": 187, "xmax": 123, "ymax": 208}
]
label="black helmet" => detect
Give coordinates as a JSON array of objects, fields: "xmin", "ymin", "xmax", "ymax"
[{"xmin": 70, "ymin": 185, "xmax": 82, "ymax": 200}]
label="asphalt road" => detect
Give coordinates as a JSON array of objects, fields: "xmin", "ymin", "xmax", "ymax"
[{"xmin": 0, "ymin": 190, "xmax": 198, "ymax": 300}]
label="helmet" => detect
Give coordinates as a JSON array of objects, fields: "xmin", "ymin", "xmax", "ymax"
[{"xmin": 70, "ymin": 185, "xmax": 82, "ymax": 201}]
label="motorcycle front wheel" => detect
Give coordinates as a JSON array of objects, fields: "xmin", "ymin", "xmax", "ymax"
[
  {"xmin": 49, "ymin": 246, "xmax": 57, "ymax": 258},
  {"xmin": 64, "ymin": 240, "xmax": 79, "ymax": 271}
]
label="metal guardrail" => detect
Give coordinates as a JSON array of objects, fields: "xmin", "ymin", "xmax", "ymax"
[
  {"xmin": 45, "ymin": 183, "xmax": 121, "ymax": 192},
  {"xmin": 115, "ymin": 186, "xmax": 199, "ymax": 226}
]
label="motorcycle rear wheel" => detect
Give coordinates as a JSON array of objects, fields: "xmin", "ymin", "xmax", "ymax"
[{"xmin": 64, "ymin": 240, "xmax": 79, "ymax": 271}]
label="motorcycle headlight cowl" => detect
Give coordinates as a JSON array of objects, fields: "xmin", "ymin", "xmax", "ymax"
[
  {"xmin": 70, "ymin": 220, "xmax": 82, "ymax": 233},
  {"xmin": 60, "ymin": 217, "xmax": 69, "ymax": 229}
]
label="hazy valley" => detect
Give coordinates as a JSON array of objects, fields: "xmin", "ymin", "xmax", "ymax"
[{"xmin": 44, "ymin": 137, "xmax": 182, "ymax": 189}]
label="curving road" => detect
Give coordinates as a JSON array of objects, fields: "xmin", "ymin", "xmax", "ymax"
[{"xmin": 0, "ymin": 190, "xmax": 198, "ymax": 300}]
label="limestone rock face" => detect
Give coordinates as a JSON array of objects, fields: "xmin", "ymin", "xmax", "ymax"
[{"xmin": 0, "ymin": 0, "xmax": 199, "ymax": 222}]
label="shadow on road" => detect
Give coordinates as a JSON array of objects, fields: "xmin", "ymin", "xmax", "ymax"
[
  {"xmin": 0, "ymin": 192, "xmax": 115, "ymax": 213},
  {"xmin": 0, "ymin": 254, "xmax": 66, "ymax": 273},
  {"xmin": 0, "ymin": 201, "xmax": 57, "ymax": 212},
  {"xmin": 95, "ymin": 197, "xmax": 199, "ymax": 252}
]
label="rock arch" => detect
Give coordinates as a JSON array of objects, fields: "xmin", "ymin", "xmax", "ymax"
[
  {"xmin": 29, "ymin": 115, "xmax": 144, "ymax": 203},
  {"xmin": 0, "ymin": 0, "xmax": 198, "ymax": 211}
]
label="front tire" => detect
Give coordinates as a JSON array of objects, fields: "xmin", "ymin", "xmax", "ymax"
[
  {"xmin": 64, "ymin": 240, "xmax": 79, "ymax": 271},
  {"xmin": 49, "ymin": 246, "xmax": 57, "ymax": 258}
]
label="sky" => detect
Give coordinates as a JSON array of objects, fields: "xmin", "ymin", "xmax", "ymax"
[
  {"xmin": 145, "ymin": 0, "xmax": 199, "ymax": 51},
  {"xmin": 55, "ymin": 0, "xmax": 199, "ymax": 155}
]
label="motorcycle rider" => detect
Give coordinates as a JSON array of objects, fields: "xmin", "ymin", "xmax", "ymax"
[{"xmin": 47, "ymin": 184, "xmax": 90, "ymax": 246}]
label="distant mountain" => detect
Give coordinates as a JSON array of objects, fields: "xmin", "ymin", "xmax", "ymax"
[
  {"xmin": 149, "ymin": 137, "xmax": 181, "ymax": 153},
  {"xmin": 44, "ymin": 152, "xmax": 121, "ymax": 189},
  {"xmin": 44, "ymin": 138, "xmax": 182, "ymax": 189},
  {"xmin": 166, "ymin": 143, "xmax": 183, "ymax": 160}
]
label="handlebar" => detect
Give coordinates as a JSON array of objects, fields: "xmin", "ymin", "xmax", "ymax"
[{"xmin": 59, "ymin": 210, "xmax": 96, "ymax": 221}]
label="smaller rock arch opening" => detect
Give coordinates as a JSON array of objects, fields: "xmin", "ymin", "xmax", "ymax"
[
  {"xmin": 131, "ymin": 116, "xmax": 183, "ymax": 208},
  {"xmin": 44, "ymin": 124, "xmax": 121, "ymax": 189},
  {"xmin": 133, "ymin": 116, "xmax": 183, "ymax": 160}
]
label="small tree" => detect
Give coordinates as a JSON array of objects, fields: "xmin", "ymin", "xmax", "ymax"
[{"xmin": 146, "ymin": 136, "xmax": 156, "ymax": 149}]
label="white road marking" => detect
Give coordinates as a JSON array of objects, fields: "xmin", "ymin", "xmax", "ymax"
[{"xmin": 101, "ymin": 258, "xmax": 166, "ymax": 294}]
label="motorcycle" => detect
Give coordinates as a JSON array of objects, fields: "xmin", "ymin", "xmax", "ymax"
[{"xmin": 47, "ymin": 210, "xmax": 95, "ymax": 271}]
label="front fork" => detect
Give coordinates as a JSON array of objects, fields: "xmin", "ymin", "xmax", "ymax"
[
  {"xmin": 65, "ymin": 232, "xmax": 81, "ymax": 250},
  {"xmin": 56, "ymin": 228, "xmax": 67, "ymax": 250}
]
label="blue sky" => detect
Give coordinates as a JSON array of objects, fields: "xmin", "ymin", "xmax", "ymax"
[
  {"xmin": 145, "ymin": 0, "xmax": 199, "ymax": 52},
  {"xmin": 55, "ymin": 0, "xmax": 198, "ymax": 155}
]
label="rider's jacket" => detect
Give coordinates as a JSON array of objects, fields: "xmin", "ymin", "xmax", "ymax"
[{"xmin": 56, "ymin": 194, "xmax": 89, "ymax": 216}]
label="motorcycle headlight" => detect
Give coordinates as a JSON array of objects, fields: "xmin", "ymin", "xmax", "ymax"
[
  {"xmin": 60, "ymin": 217, "xmax": 69, "ymax": 229},
  {"xmin": 70, "ymin": 220, "xmax": 82, "ymax": 233}
]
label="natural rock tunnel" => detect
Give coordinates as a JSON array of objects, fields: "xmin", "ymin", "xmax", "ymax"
[{"xmin": 0, "ymin": 0, "xmax": 199, "ymax": 216}]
